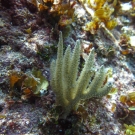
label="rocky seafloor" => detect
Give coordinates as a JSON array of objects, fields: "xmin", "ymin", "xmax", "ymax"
[{"xmin": 0, "ymin": 0, "xmax": 135, "ymax": 135}]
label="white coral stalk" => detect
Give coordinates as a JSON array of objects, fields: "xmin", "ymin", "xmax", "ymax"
[{"xmin": 50, "ymin": 32, "xmax": 112, "ymax": 118}]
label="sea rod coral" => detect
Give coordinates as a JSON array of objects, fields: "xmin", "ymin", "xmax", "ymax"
[{"xmin": 50, "ymin": 32, "xmax": 113, "ymax": 118}]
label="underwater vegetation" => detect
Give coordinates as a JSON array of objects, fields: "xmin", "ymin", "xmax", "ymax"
[
  {"xmin": 9, "ymin": 69, "xmax": 48, "ymax": 100},
  {"xmin": 119, "ymin": 92, "xmax": 135, "ymax": 134},
  {"xmin": 119, "ymin": 33, "xmax": 135, "ymax": 55},
  {"xmin": 79, "ymin": 0, "xmax": 118, "ymax": 34},
  {"xmin": 50, "ymin": 32, "xmax": 113, "ymax": 118},
  {"xmin": 26, "ymin": 0, "xmax": 75, "ymax": 39},
  {"xmin": 28, "ymin": 0, "xmax": 75, "ymax": 27},
  {"xmin": 124, "ymin": 124, "xmax": 135, "ymax": 135},
  {"xmin": 120, "ymin": 92, "xmax": 135, "ymax": 109}
]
